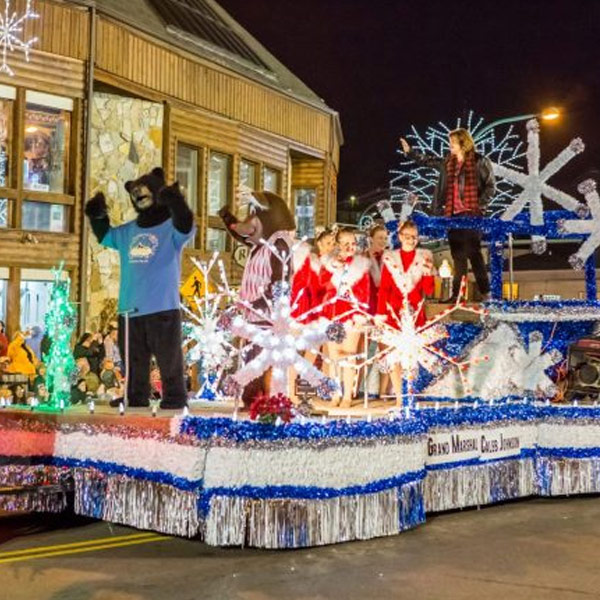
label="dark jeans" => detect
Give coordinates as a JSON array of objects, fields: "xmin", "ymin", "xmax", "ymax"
[
  {"xmin": 447, "ymin": 228, "xmax": 490, "ymax": 297},
  {"xmin": 118, "ymin": 309, "xmax": 186, "ymax": 408}
]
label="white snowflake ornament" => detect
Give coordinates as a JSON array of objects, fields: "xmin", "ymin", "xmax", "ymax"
[
  {"xmin": 494, "ymin": 119, "xmax": 587, "ymax": 254},
  {"xmin": 0, "ymin": 0, "xmax": 38, "ymax": 77},
  {"xmin": 510, "ymin": 330, "xmax": 562, "ymax": 397},
  {"xmin": 559, "ymin": 179, "xmax": 600, "ymax": 270}
]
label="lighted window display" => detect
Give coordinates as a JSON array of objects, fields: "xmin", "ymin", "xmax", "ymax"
[
  {"xmin": 0, "ymin": 199, "xmax": 8, "ymax": 228},
  {"xmin": 206, "ymin": 227, "xmax": 227, "ymax": 252},
  {"xmin": 208, "ymin": 152, "xmax": 231, "ymax": 216},
  {"xmin": 23, "ymin": 92, "xmax": 72, "ymax": 194},
  {"xmin": 294, "ymin": 188, "xmax": 316, "ymax": 238},
  {"xmin": 240, "ymin": 159, "xmax": 257, "ymax": 189},
  {"xmin": 0, "ymin": 97, "xmax": 13, "ymax": 187},
  {"xmin": 22, "ymin": 201, "xmax": 67, "ymax": 232},
  {"xmin": 263, "ymin": 166, "xmax": 280, "ymax": 194}
]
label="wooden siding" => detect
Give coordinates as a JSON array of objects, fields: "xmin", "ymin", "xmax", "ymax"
[
  {"xmin": 18, "ymin": 0, "xmax": 89, "ymax": 61},
  {"xmin": 95, "ymin": 19, "xmax": 333, "ymax": 152}
]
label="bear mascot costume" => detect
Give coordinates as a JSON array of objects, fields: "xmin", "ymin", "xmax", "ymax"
[
  {"xmin": 219, "ymin": 189, "xmax": 296, "ymax": 408},
  {"xmin": 85, "ymin": 167, "xmax": 195, "ymax": 409}
]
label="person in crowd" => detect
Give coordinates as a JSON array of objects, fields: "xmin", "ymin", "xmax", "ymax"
[
  {"xmin": 73, "ymin": 332, "xmax": 103, "ymax": 375},
  {"xmin": 376, "ymin": 220, "xmax": 435, "ymax": 406},
  {"xmin": 0, "ymin": 320, "xmax": 8, "ymax": 358},
  {"xmin": 6, "ymin": 331, "xmax": 37, "ymax": 377},
  {"xmin": 400, "ymin": 128, "xmax": 495, "ymax": 301},
  {"xmin": 75, "ymin": 357, "xmax": 101, "ymax": 395},
  {"xmin": 33, "ymin": 363, "xmax": 47, "ymax": 395},
  {"xmin": 28, "ymin": 325, "xmax": 44, "ymax": 360},
  {"xmin": 150, "ymin": 362, "xmax": 162, "ymax": 400},
  {"xmin": 70, "ymin": 378, "xmax": 89, "ymax": 405},
  {"xmin": 103, "ymin": 324, "xmax": 122, "ymax": 370},
  {"xmin": 12, "ymin": 383, "xmax": 27, "ymax": 405},
  {"xmin": 320, "ymin": 227, "xmax": 371, "ymax": 408},
  {"xmin": 35, "ymin": 382, "xmax": 50, "ymax": 404},
  {"xmin": 100, "ymin": 357, "xmax": 123, "ymax": 398}
]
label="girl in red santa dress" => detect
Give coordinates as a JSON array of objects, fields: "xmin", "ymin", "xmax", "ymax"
[
  {"xmin": 291, "ymin": 228, "xmax": 335, "ymax": 322},
  {"xmin": 376, "ymin": 220, "xmax": 435, "ymax": 406},
  {"xmin": 320, "ymin": 227, "xmax": 371, "ymax": 408}
]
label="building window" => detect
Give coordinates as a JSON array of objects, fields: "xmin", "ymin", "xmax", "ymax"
[
  {"xmin": 176, "ymin": 143, "xmax": 199, "ymax": 215},
  {"xmin": 240, "ymin": 159, "xmax": 258, "ymax": 189},
  {"xmin": 22, "ymin": 201, "xmax": 68, "ymax": 232},
  {"xmin": 20, "ymin": 268, "xmax": 69, "ymax": 330},
  {"xmin": 206, "ymin": 228, "xmax": 228, "ymax": 252},
  {"xmin": 23, "ymin": 91, "xmax": 72, "ymax": 194},
  {"xmin": 263, "ymin": 166, "xmax": 281, "ymax": 194},
  {"xmin": 294, "ymin": 188, "xmax": 316, "ymax": 239},
  {"xmin": 208, "ymin": 151, "xmax": 231, "ymax": 216},
  {"xmin": 0, "ymin": 198, "xmax": 9, "ymax": 228},
  {"xmin": 0, "ymin": 89, "xmax": 14, "ymax": 187},
  {"xmin": 0, "ymin": 275, "xmax": 7, "ymax": 324}
]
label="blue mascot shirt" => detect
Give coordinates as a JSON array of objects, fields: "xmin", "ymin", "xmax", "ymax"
[{"xmin": 102, "ymin": 219, "xmax": 195, "ymax": 317}]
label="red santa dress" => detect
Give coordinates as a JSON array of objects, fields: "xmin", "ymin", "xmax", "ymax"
[
  {"xmin": 320, "ymin": 254, "xmax": 371, "ymax": 323},
  {"xmin": 377, "ymin": 248, "xmax": 435, "ymax": 327},
  {"xmin": 291, "ymin": 242, "xmax": 321, "ymax": 322}
]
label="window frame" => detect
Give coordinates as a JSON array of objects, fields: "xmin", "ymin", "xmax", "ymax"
[{"xmin": 0, "ymin": 86, "xmax": 78, "ymax": 233}]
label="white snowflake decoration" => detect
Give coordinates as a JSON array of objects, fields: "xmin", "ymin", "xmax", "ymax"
[
  {"xmin": 367, "ymin": 279, "xmax": 487, "ymax": 399},
  {"xmin": 494, "ymin": 119, "xmax": 587, "ymax": 254},
  {"xmin": 229, "ymin": 240, "xmax": 340, "ymax": 398},
  {"xmin": 0, "ymin": 0, "xmax": 38, "ymax": 77},
  {"xmin": 389, "ymin": 110, "xmax": 526, "ymax": 219},
  {"xmin": 559, "ymin": 179, "xmax": 600, "ymax": 270},
  {"xmin": 181, "ymin": 253, "xmax": 237, "ymax": 398},
  {"xmin": 510, "ymin": 330, "xmax": 562, "ymax": 397}
]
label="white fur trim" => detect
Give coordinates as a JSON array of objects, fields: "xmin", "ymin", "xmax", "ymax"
[
  {"xmin": 322, "ymin": 254, "xmax": 370, "ymax": 291},
  {"xmin": 292, "ymin": 241, "xmax": 312, "ymax": 272},
  {"xmin": 382, "ymin": 248, "xmax": 434, "ymax": 296}
]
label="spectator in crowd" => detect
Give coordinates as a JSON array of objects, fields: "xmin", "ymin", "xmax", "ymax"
[
  {"xmin": 103, "ymin": 324, "xmax": 122, "ymax": 370},
  {"xmin": 73, "ymin": 332, "xmax": 103, "ymax": 375},
  {"xmin": 0, "ymin": 320, "xmax": 8, "ymax": 358},
  {"xmin": 28, "ymin": 325, "xmax": 44, "ymax": 360},
  {"xmin": 6, "ymin": 331, "xmax": 37, "ymax": 377},
  {"xmin": 75, "ymin": 356, "xmax": 101, "ymax": 395}
]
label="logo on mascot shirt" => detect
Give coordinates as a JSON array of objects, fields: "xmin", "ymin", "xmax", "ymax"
[{"xmin": 128, "ymin": 233, "xmax": 159, "ymax": 263}]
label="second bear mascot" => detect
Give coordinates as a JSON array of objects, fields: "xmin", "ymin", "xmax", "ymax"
[{"xmin": 85, "ymin": 167, "xmax": 195, "ymax": 409}]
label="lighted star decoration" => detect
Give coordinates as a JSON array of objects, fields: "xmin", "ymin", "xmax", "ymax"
[
  {"xmin": 0, "ymin": 0, "xmax": 39, "ymax": 77},
  {"xmin": 494, "ymin": 118, "xmax": 587, "ymax": 254},
  {"xmin": 559, "ymin": 179, "xmax": 600, "ymax": 270},
  {"xmin": 229, "ymin": 239, "xmax": 342, "ymax": 399},
  {"xmin": 509, "ymin": 330, "xmax": 562, "ymax": 397},
  {"xmin": 181, "ymin": 253, "xmax": 237, "ymax": 399},
  {"xmin": 366, "ymin": 279, "xmax": 488, "ymax": 401}
]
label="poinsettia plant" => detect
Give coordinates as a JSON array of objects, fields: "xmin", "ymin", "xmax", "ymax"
[{"xmin": 249, "ymin": 392, "xmax": 294, "ymax": 424}]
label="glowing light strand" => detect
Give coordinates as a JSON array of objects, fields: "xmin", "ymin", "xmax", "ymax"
[{"xmin": 0, "ymin": 0, "xmax": 38, "ymax": 77}]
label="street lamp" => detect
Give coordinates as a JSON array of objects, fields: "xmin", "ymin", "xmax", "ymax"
[{"xmin": 475, "ymin": 107, "xmax": 561, "ymax": 139}]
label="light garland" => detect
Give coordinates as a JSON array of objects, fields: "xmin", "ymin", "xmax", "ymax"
[{"xmin": 0, "ymin": 0, "xmax": 38, "ymax": 77}]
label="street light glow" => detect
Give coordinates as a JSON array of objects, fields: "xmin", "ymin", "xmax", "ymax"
[{"xmin": 541, "ymin": 107, "xmax": 560, "ymax": 121}]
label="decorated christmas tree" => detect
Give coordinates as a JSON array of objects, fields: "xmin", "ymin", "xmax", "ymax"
[{"xmin": 43, "ymin": 263, "xmax": 77, "ymax": 410}]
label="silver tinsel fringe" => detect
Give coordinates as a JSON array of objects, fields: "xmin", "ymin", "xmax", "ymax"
[
  {"xmin": 73, "ymin": 469, "xmax": 201, "ymax": 538},
  {"xmin": 0, "ymin": 488, "xmax": 67, "ymax": 513},
  {"xmin": 204, "ymin": 481, "xmax": 424, "ymax": 549},
  {"xmin": 424, "ymin": 459, "xmax": 535, "ymax": 513},
  {"xmin": 537, "ymin": 457, "xmax": 600, "ymax": 496}
]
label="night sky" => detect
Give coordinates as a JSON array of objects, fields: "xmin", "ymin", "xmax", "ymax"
[{"xmin": 218, "ymin": 0, "xmax": 600, "ymax": 203}]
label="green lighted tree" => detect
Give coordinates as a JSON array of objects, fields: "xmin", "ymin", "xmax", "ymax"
[{"xmin": 43, "ymin": 263, "xmax": 77, "ymax": 409}]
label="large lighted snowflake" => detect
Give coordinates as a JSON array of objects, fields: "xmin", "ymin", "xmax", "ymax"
[
  {"xmin": 510, "ymin": 331, "xmax": 562, "ymax": 397},
  {"xmin": 228, "ymin": 240, "xmax": 341, "ymax": 398},
  {"xmin": 389, "ymin": 110, "xmax": 526, "ymax": 219},
  {"xmin": 495, "ymin": 119, "xmax": 587, "ymax": 254},
  {"xmin": 0, "ymin": 0, "xmax": 38, "ymax": 77},
  {"xmin": 367, "ymin": 279, "xmax": 487, "ymax": 399},
  {"xmin": 559, "ymin": 179, "xmax": 600, "ymax": 270}
]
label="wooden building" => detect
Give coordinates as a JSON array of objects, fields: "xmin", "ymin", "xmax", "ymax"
[{"xmin": 0, "ymin": 0, "xmax": 342, "ymax": 335}]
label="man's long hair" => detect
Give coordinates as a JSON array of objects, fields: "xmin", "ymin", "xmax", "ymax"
[{"xmin": 449, "ymin": 128, "xmax": 475, "ymax": 154}]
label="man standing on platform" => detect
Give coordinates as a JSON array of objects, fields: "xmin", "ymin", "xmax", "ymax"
[{"xmin": 400, "ymin": 129, "xmax": 495, "ymax": 302}]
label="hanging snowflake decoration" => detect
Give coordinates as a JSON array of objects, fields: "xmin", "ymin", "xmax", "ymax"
[
  {"xmin": 228, "ymin": 240, "xmax": 341, "ymax": 399},
  {"xmin": 389, "ymin": 110, "xmax": 526, "ymax": 220},
  {"xmin": 559, "ymin": 179, "xmax": 600, "ymax": 270},
  {"xmin": 181, "ymin": 253, "xmax": 237, "ymax": 400},
  {"xmin": 495, "ymin": 119, "xmax": 587, "ymax": 254},
  {"xmin": 509, "ymin": 330, "xmax": 562, "ymax": 397},
  {"xmin": 0, "ymin": 0, "xmax": 39, "ymax": 77}
]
